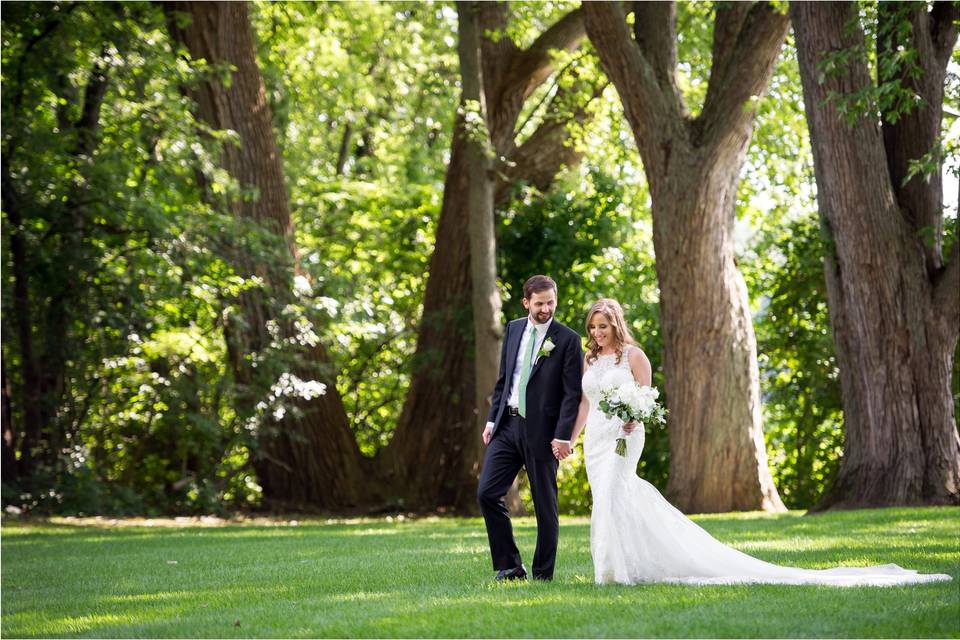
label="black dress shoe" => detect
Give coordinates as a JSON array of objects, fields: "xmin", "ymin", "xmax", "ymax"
[
  {"xmin": 495, "ymin": 565, "xmax": 527, "ymax": 581},
  {"xmin": 532, "ymin": 574, "xmax": 552, "ymax": 581}
]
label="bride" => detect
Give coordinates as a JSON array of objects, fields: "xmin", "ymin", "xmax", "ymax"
[{"xmin": 565, "ymin": 298, "xmax": 952, "ymax": 587}]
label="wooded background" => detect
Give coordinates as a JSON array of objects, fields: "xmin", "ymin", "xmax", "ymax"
[{"xmin": 2, "ymin": 0, "xmax": 957, "ymax": 517}]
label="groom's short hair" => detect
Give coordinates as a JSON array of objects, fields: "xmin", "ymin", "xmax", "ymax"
[{"xmin": 523, "ymin": 275, "xmax": 557, "ymax": 299}]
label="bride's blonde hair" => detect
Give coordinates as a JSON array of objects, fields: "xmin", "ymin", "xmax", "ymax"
[{"xmin": 585, "ymin": 298, "xmax": 636, "ymax": 365}]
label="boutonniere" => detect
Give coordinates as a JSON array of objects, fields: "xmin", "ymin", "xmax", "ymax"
[{"xmin": 537, "ymin": 337, "xmax": 556, "ymax": 359}]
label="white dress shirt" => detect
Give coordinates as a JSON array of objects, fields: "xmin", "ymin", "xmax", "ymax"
[
  {"xmin": 486, "ymin": 317, "xmax": 569, "ymax": 444},
  {"xmin": 506, "ymin": 318, "xmax": 552, "ymax": 408}
]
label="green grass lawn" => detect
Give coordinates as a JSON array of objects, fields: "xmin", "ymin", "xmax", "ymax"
[{"xmin": 2, "ymin": 507, "xmax": 957, "ymax": 638}]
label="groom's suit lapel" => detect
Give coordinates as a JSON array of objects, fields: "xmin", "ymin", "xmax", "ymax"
[
  {"xmin": 527, "ymin": 322, "xmax": 560, "ymax": 383},
  {"xmin": 504, "ymin": 319, "xmax": 524, "ymax": 382}
]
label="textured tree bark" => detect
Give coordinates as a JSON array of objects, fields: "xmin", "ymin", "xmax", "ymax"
[
  {"xmin": 652, "ymin": 154, "xmax": 785, "ymax": 512},
  {"xmin": 165, "ymin": 1, "xmax": 371, "ymax": 510},
  {"xmin": 458, "ymin": 0, "xmax": 503, "ymax": 443},
  {"xmin": 584, "ymin": 1, "xmax": 788, "ymax": 512},
  {"xmin": 792, "ymin": 1, "xmax": 959, "ymax": 510},
  {"xmin": 389, "ymin": 4, "xmax": 589, "ymax": 512},
  {"xmin": 387, "ymin": 128, "xmax": 479, "ymax": 511}
]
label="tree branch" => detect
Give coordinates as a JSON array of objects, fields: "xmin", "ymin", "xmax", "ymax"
[
  {"xmin": 632, "ymin": 1, "xmax": 683, "ymax": 111},
  {"xmin": 71, "ymin": 46, "xmax": 111, "ymax": 157},
  {"xmin": 878, "ymin": 2, "xmax": 950, "ymax": 273},
  {"xmin": 496, "ymin": 77, "xmax": 606, "ymax": 204},
  {"xmin": 512, "ymin": 52, "xmax": 586, "ymax": 138},
  {"xmin": 697, "ymin": 2, "xmax": 789, "ymax": 150},
  {"xmin": 5, "ymin": 2, "xmax": 80, "ymax": 166},
  {"xmin": 501, "ymin": 7, "xmax": 586, "ymax": 102},
  {"xmin": 702, "ymin": 2, "xmax": 752, "ymax": 119},
  {"xmin": 583, "ymin": 1, "xmax": 677, "ymax": 156},
  {"xmin": 11, "ymin": 2, "xmax": 79, "ymax": 115},
  {"xmin": 512, "ymin": 78, "xmax": 560, "ymax": 143},
  {"xmin": 930, "ymin": 1, "xmax": 960, "ymax": 70},
  {"xmin": 477, "ymin": 1, "xmax": 516, "ymax": 105}
]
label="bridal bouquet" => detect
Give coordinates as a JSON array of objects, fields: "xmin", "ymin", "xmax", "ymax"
[{"xmin": 597, "ymin": 370, "xmax": 667, "ymax": 457}]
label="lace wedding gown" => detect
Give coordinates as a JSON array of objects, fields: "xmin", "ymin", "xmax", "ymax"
[{"xmin": 581, "ymin": 348, "xmax": 953, "ymax": 587}]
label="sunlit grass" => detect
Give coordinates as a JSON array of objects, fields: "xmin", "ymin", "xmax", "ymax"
[{"xmin": 2, "ymin": 507, "xmax": 957, "ymax": 638}]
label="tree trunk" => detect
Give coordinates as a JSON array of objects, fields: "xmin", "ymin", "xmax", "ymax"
[
  {"xmin": 388, "ymin": 5, "xmax": 589, "ymax": 513},
  {"xmin": 584, "ymin": 1, "xmax": 788, "ymax": 512},
  {"xmin": 384, "ymin": 129, "xmax": 479, "ymax": 511},
  {"xmin": 335, "ymin": 122, "xmax": 353, "ymax": 177},
  {"xmin": 165, "ymin": 1, "xmax": 371, "ymax": 510},
  {"xmin": 458, "ymin": 0, "xmax": 503, "ymax": 451},
  {"xmin": 792, "ymin": 1, "xmax": 960, "ymax": 510},
  {"xmin": 2, "ymin": 365, "xmax": 17, "ymax": 484},
  {"xmin": 1, "ymin": 163, "xmax": 42, "ymax": 478},
  {"xmin": 653, "ymin": 155, "xmax": 784, "ymax": 512}
]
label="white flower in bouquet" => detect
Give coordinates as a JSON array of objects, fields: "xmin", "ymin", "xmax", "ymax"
[{"xmin": 597, "ymin": 378, "xmax": 666, "ymax": 457}]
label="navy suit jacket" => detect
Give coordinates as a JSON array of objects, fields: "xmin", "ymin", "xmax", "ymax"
[{"xmin": 486, "ymin": 318, "xmax": 583, "ymax": 459}]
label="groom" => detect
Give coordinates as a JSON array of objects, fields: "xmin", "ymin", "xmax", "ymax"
[{"xmin": 477, "ymin": 275, "xmax": 583, "ymax": 581}]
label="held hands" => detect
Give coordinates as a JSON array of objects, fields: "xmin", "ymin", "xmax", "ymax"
[
  {"xmin": 486, "ymin": 426, "xmax": 571, "ymax": 461},
  {"xmin": 551, "ymin": 439, "xmax": 572, "ymax": 460}
]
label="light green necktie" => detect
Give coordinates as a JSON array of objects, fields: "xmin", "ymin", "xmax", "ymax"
[{"xmin": 518, "ymin": 325, "xmax": 538, "ymax": 418}]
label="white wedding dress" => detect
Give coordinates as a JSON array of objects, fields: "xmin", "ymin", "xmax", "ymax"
[{"xmin": 581, "ymin": 347, "xmax": 953, "ymax": 587}]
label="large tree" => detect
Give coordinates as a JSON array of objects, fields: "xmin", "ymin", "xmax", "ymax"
[
  {"xmin": 583, "ymin": 1, "xmax": 789, "ymax": 512},
  {"xmin": 791, "ymin": 1, "xmax": 960, "ymax": 510},
  {"xmin": 166, "ymin": 2, "xmax": 599, "ymax": 513},
  {"xmin": 387, "ymin": 3, "xmax": 592, "ymax": 512},
  {"xmin": 164, "ymin": 1, "xmax": 371, "ymax": 509}
]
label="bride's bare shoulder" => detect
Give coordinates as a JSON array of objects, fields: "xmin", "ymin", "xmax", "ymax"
[
  {"xmin": 626, "ymin": 344, "xmax": 646, "ymax": 356},
  {"xmin": 626, "ymin": 344, "xmax": 649, "ymax": 362},
  {"xmin": 626, "ymin": 345, "xmax": 652, "ymax": 384}
]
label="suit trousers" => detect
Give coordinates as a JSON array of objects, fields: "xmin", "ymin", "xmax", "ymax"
[{"xmin": 477, "ymin": 414, "xmax": 559, "ymax": 580}]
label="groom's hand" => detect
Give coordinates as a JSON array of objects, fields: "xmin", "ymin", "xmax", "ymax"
[
  {"xmin": 551, "ymin": 440, "xmax": 572, "ymax": 460},
  {"xmin": 483, "ymin": 423, "xmax": 494, "ymax": 445}
]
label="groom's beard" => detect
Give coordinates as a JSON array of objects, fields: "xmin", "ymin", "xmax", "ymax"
[{"xmin": 533, "ymin": 310, "xmax": 553, "ymax": 324}]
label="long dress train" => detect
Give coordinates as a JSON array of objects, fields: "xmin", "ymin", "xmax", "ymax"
[{"xmin": 582, "ymin": 348, "xmax": 953, "ymax": 587}]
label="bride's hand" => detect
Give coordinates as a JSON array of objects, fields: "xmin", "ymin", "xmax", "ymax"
[{"xmin": 622, "ymin": 421, "xmax": 637, "ymax": 434}]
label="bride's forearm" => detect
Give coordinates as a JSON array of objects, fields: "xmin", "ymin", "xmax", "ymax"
[
  {"xmin": 571, "ymin": 397, "xmax": 589, "ymax": 444},
  {"xmin": 571, "ymin": 423, "xmax": 585, "ymax": 445}
]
